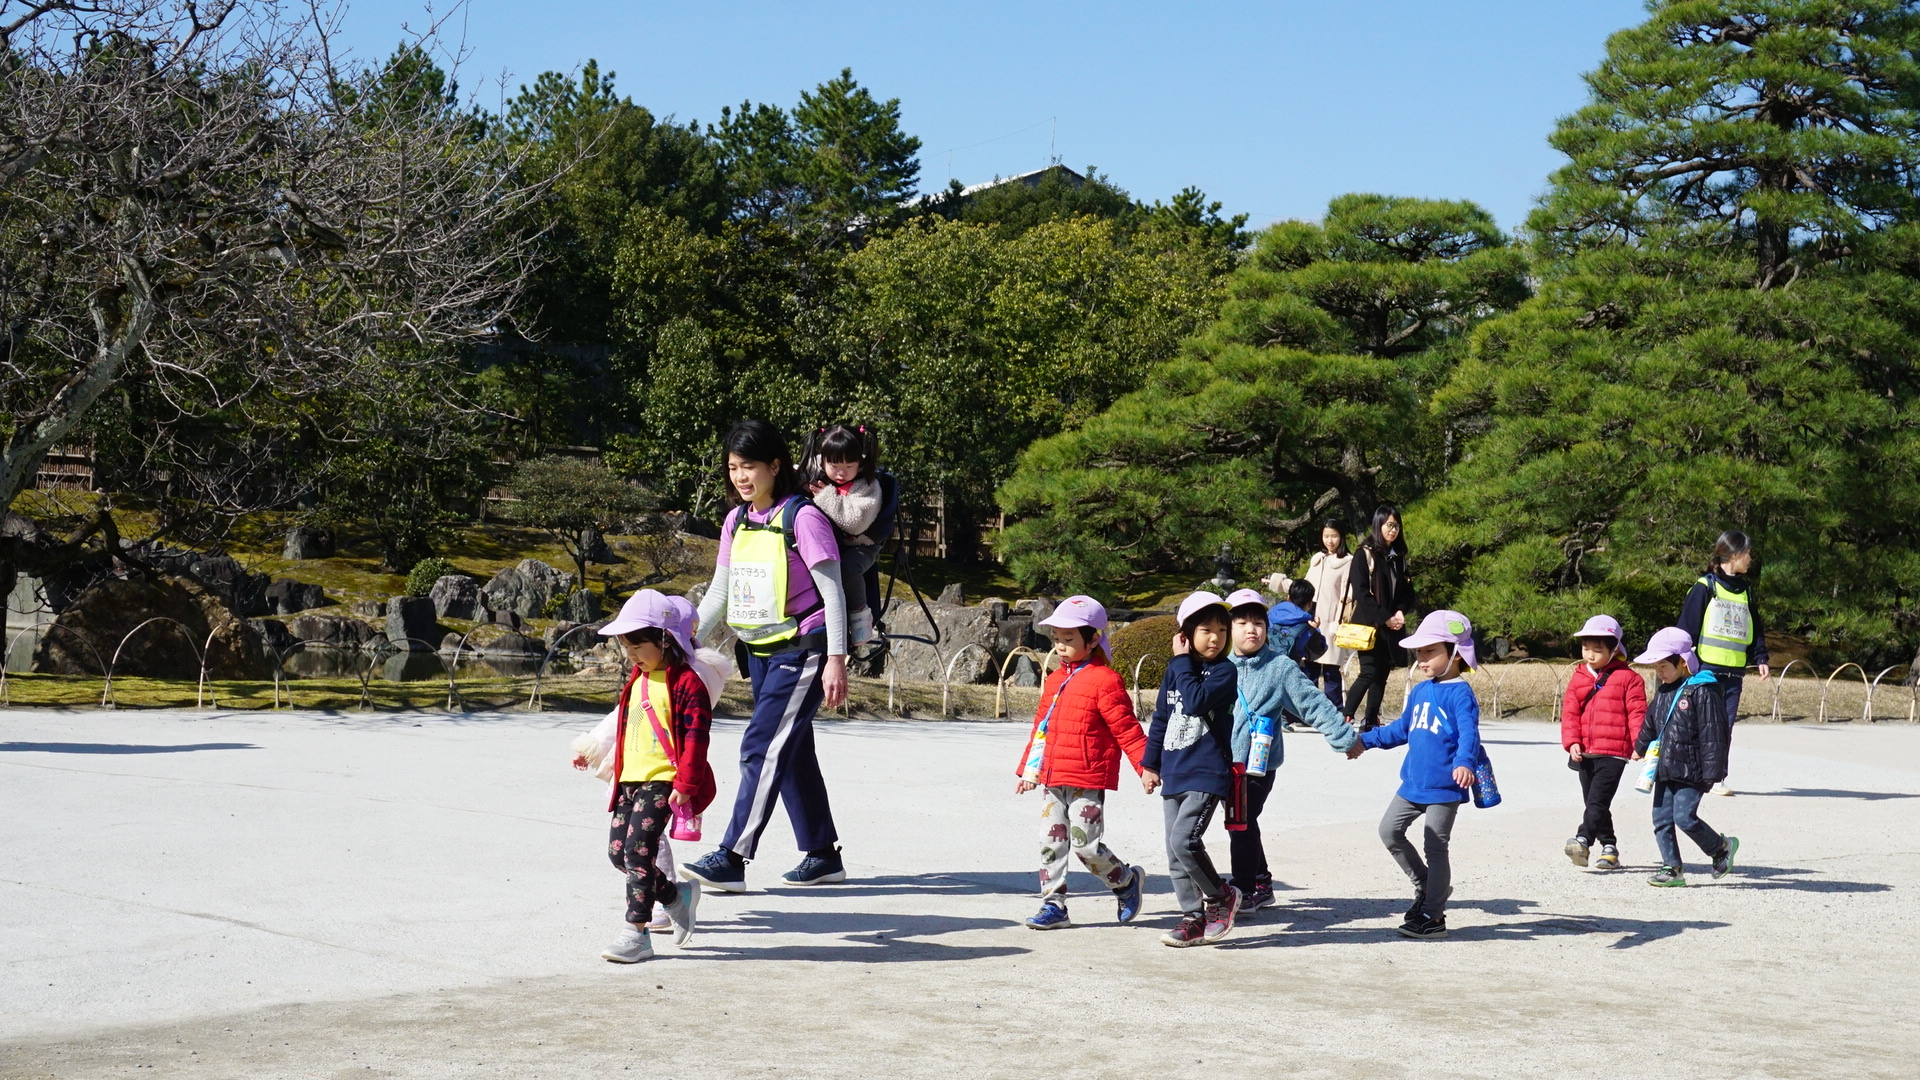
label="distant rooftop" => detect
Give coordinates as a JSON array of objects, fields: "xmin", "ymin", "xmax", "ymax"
[{"xmin": 907, "ymin": 164, "xmax": 1087, "ymax": 207}]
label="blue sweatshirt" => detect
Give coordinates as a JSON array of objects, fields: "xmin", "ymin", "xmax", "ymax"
[
  {"xmin": 1228, "ymin": 644, "xmax": 1356, "ymax": 766},
  {"xmin": 1266, "ymin": 601, "xmax": 1321, "ymax": 662},
  {"xmin": 1143, "ymin": 653, "xmax": 1237, "ymax": 799},
  {"xmin": 1359, "ymin": 677, "xmax": 1483, "ymax": 805}
]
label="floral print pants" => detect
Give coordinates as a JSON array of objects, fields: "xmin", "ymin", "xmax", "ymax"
[
  {"xmin": 609, "ymin": 781, "xmax": 681, "ymax": 925},
  {"xmin": 1037, "ymin": 786, "xmax": 1132, "ymax": 902}
]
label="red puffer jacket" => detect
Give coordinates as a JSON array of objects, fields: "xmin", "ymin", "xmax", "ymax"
[
  {"xmin": 1561, "ymin": 658, "xmax": 1647, "ymax": 760},
  {"xmin": 1015, "ymin": 659, "xmax": 1147, "ymax": 790}
]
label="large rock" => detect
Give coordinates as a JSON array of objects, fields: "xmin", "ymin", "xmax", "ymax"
[
  {"xmin": 476, "ymin": 630, "xmax": 545, "ymax": 657},
  {"xmin": 560, "ymin": 588, "xmax": 601, "ymax": 623},
  {"xmin": 31, "ymin": 576, "xmax": 271, "ymax": 679},
  {"xmin": 881, "ymin": 600, "xmax": 999, "ymax": 685},
  {"xmin": 287, "ymin": 613, "xmax": 382, "ymax": 649},
  {"xmin": 264, "ymin": 579, "xmax": 326, "ymax": 616},
  {"xmin": 480, "ymin": 559, "xmax": 574, "ymax": 619},
  {"xmin": 179, "ymin": 555, "xmax": 271, "ymax": 618},
  {"xmin": 384, "ymin": 596, "xmax": 440, "ymax": 651},
  {"xmin": 249, "ymin": 618, "xmax": 296, "ymax": 653},
  {"xmin": 429, "ymin": 574, "xmax": 483, "ymax": 620},
  {"xmin": 282, "ymin": 525, "xmax": 336, "ymax": 561}
]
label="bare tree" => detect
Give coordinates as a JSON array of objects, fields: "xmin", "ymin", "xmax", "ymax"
[{"xmin": 0, "ymin": 0, "xmax": 547, "ymax": 593}]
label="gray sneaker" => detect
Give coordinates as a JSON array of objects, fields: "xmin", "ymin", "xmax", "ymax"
[
  {"xmin": 664, "ymin": 878, "xmax": 701, "ymax": 945},
  {"xmin": 1564, "ymin": 837, "xmax": 1590, "ymax": 867},
  {"xmin": 602, "ymin": 926, "xmax": 654, "ymax": 963},
  {"xmin": 1713, "ymin": 836, "xmax": 1740, "ymax": 879}
]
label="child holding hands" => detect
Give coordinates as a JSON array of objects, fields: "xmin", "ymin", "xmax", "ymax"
[
  {"xmin": 1560, "ymin": 614, "xmax": 1647, "ymax": 871},
  {"xmin": 1632, "ymin": 627, "xmax": 1739, "ymax": 887},
  {"xmin": 1350, "ymin": 610, "xmax": 1484, "ymax": 940},
  {"xmin": 1144, "ymin": 592, "xmax": 1241, "ymax": 947},
  {"xmin": 1014, "ymin": 596, "xmax": 1150, "ymax": 929}
]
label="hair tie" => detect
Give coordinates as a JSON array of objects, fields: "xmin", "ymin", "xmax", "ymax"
[{"xmin": 857, "ymin": 425, "xmax": 866, "ymax": 433}]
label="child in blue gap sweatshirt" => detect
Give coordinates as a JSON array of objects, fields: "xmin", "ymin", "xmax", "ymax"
[
  {"xmin": 1350, "ymin": 609, "xmax": 1483, "ymax": 940},
  {"xmin": 1143, "ymin": 591, "xmax": 1240, "ymax": 948},
  {"xmin": 1224, "ymin": 588, "xmax": 1357, "ymax": 914}
]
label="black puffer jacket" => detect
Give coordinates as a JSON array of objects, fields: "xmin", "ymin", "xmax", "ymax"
[{"xmin": 1633, "ymin": 672, "xmax": 1729, "ymax": 786}]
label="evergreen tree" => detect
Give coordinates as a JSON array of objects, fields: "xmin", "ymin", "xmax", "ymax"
[{"xmin": 1426, "ymin": 0, "xmax": 1920, "ymax": 655}]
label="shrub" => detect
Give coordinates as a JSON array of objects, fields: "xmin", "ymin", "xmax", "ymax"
[
  {"xmin": 406, "ymin": 557, "xmax": 459, "ymax": 598},
  {"xmin": 1108, "ymin": 615, "xmax": 1177, "ymax": 691}
]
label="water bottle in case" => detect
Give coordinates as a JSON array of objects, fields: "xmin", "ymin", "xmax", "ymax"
[
  {"xmin": 1247, "ymin": 715, "xmax": 1275, "ymax": 777},
  {"xmin": 1021, "ymin": 725, "xmax": 1047, "ymax": 785},
  {"xmin": 1635, "ymin": 740, "xmax": 1661, "ymax": 793},
  {"xmin": 670, "ymin": 802, "xmax": 702, "ymax": 841},
  {"xmin": 1471, "ymin": 747, "xmax": 1502, "ymax": 809}
]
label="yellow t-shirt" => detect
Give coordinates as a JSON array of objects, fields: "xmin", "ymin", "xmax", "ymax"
[{"xmin": 619, "ymin": 669, "xmax": 677, "ymax": 783}]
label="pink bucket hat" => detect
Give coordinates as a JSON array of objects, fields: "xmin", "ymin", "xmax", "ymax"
[
  {"xmin": 1175, "ymin": 590, "xmax": 1231, "ymax": 631},
  {"xmin": 1634, "ymin": 626, "xmax": 1700, "ymax": 674},
  {"xmin": 600, "ymin": 589, "xmax": 696, "ymax": 660},
  {"xmin": 1573, "ymin": 614, "xmax": 1627, "ymax": 659},
  {"xmin": 1399, "ymin": 609, "xmax": 1477, "ymax": 669},
  {"xmin": 1223, "ymin": 588, "xmax": 1270, "ymax": 613},
  {"xmin": 1038, "ymin": 594, "xmax": 1110, "ymax": 652}
]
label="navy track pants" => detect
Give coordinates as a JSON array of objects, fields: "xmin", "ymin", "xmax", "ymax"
[{"xmin": 719, "ymin": 645, "xmax": 839, "ymax": 860}]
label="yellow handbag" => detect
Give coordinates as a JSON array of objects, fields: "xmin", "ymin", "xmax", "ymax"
[{"xmin": 1334, "ymin": 621, "xmax": 1377, "ymax": 652}]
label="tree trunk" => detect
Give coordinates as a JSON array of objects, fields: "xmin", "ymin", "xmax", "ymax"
[{"xmin": 0, "ymin": 289, "xmax": 154, "ymax": 508}]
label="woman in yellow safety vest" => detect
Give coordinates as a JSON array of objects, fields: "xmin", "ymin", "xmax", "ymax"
[
  {"xmin": 680, "ymin": 420, "xmax": 853, "ymax": 893},
  {"xmin": 1677, "ymin": 530, "xmax": 1770, "ymax": 795}
]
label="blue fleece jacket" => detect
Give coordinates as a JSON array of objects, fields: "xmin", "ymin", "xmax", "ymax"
[
  {"xmin": 1228, "ymin": 644, "xmax": 1356, "ymax": 766},
  {"xmin": 1143, "ymin": 653, "xmax": 1237, "ymax": 799},
  {"xmin": 1360, "ymin": 677, "xmax": 1483, "ymax": 805},
  {"xmin": 1266, "ymin": 601, "xmax": 1322, "ymax": 662}
]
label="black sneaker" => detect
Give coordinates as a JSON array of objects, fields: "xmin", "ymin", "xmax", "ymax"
[
  {"xmin": 783, "ymin": 847, "xmax": 847, "ymax": 886},
  {"xmin": 1397, "ymin": 913, "xmax": 1447, "ymax": 939},
  {"xmin": 1405, "ymin": 884, "xmax": 1451, "ymax": 920},
  {"xmin": 681, "ymin": 848, "xmax": 747, "ymax": 893},
  {"xmin": 1712, "ymin": 836, "xmax": 1739, "ymax": 879}
]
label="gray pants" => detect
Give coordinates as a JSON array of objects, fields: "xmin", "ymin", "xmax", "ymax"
[
  {"xmin": 1162, "ymin": 790, "xmax": 1226, "ymax": 914},
  {"xmin": 1379, "ymin": 795, "xmax": 1460, "ymax": 919}
]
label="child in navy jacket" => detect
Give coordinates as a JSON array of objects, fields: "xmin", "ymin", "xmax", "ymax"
[
  {"xmin": 1143, "ymin": 591, "xmax": 1240, "ymax": 947},
  {"xmin": 1351, "ymin": 610, "xmax": 1484, "ymax": 940}
]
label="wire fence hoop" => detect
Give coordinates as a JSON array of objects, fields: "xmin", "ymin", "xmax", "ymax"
[
  {"xmin": 1770, "ymin": 658, "xmax": 1814, "ymax": 722},
  {"xmin": 355, "ymin": 636, "xmax": 455, "ymax": 712},
  {"xmin": 529, "ymin": 623, "xmax": 612, "ymax": 712},
  {"xmin": 103, "ymin": 617, "xmax": 202, "ymax": 709},
  {"xmin": 1485, "ymin": 656, "xmax": 1565, "ymax": 721},
  {"xmin": 450, "ymin": 623, "xmax": 527, "ymax": 713},
  {"xmin": 1819, "ymin": 662, "xmax": 1869, "ymax": 723},
  {"xmin": 1867, "ymin": 665, "xmax": 1915, "ymax": 724},
  {"xmin": 266, "ymin": 638, "xmax": 343, "ymax": 709},
  {"xmin": 1131, "ymin": 655, "xmax": 1154, "ymax": 719},
  {"xmin": 994, "ymin": 646, "xmax": 1058, "ymax": 720},
  {"xmin": 941, "ymin": 643, "xmax": 991, "ymax": 717}
]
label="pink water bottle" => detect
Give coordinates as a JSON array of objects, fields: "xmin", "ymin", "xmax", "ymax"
[{"xmin": 670, "ymin": 802, "xmax": 702, "ymax": 842}]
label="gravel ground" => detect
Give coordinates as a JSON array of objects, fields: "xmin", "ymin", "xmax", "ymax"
[{"xmin": 3, "ymin": 706, "xmax": 1916, "ymax": 1079}]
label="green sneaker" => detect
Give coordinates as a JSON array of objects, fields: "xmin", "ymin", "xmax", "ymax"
[
  {"xmin": 1713, "ymin": 836, "xmax": 1739, "ymax": 879},
  {"xmin": 1648, "ymin": 866, "xmax": 1687, "ymax": 888}
]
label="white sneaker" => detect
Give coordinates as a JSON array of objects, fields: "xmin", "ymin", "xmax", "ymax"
[
  {"xmin": 665, "ymin": 878, "xmax": 701, "ymax": 946},
  {"xmin": 1713, "ymin": 782, "xmax": 1736, "ymax": 796},
  {"xmin": 602, "ymin": 926, "xmax": 653, "ymax": 963}
]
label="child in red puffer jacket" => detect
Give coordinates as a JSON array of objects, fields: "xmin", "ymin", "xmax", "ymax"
[
  {"xmin": 1560, "ymin": 614, "xmax": 1648, "ymax": 871},
  {"xmin": 1014, "ymin": 595, "xmax": 1152, "ymax": 930}
]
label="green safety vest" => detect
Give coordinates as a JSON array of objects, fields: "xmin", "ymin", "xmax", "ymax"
[
  {"xmin": 1695, "ymin": 575, "xmax": 1754, "ymax": 669},
  {"xmin": 725, "ymin": 497, "xmax": 813, "ymax": 649}
]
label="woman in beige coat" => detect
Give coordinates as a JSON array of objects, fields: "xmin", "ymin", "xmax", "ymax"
[{"xmin": 1302, "ymin": 521, "xmax": 1352, "ymax": 710}]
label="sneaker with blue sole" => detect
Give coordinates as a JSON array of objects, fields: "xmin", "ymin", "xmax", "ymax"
[
  {"xmin": 682, "ymin": 849, "xmax": 747, "ymax": 893},
  {"xmin": 783, "ymin": 847, "xmax": 847, "ymax": 886},
  {"xmin": 1116, "ymin": 865, "xmax": 1145, "ymax": 924},
  {"xmin": 1026, "ymin": 902, "xmax": 1070, "ymax": 929}
]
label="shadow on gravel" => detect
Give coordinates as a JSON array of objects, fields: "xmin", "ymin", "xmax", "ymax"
[
  {"xmin": 1216, "ymin": 897, "xmax": 1729, "ymax": 950},
  {"xmin": 686, "ymin": 908, "xmax": 1029, "ymax": 963},
  {"xmin": 757, "ymin": 871, "xmax": 1182, "ymax": 898},
  {"xmin": 1716, "ymin": 865, "xmax": 1893, "ymax": 893},
  {"xmin": 1740, "ymin": 788, "xmax": 1920, "ymax": 801},
  {"xmin": 0, "ymin": 741, "xmax": 260, "ymax": 754}
]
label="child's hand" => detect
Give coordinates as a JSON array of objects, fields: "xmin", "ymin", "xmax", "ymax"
[
  {"xmin": 1630, "ymin": 752, "xmax": 1643, "ymax": 762},
  {"xmin": 1452, "ymin": 765, "xmax": 1475, "ymax": 789},
  {"xmin": 1170, "ymin": 632, "xmax": 1190, "ymax": 657},
  {"xmin": 808, "ymin": 480, "xmax": 828, "ymax": 495},
  {"xmin": 570, "ymin": 754, "xmax": 589, "ymax": 771},
  {"xmin": 1345, "ymin": 742, "xmax": 1365, "ymax": 760},
  {"xmin": 1141, "ymin": 768, "xmax": 1161, "ymax": 794},
  {"xmin": 1307, "ymin": 617, "xmax": 1320, "ymax": 628},
  {"xmin": 1569, "ymin": 743, "xmax": 1584, "ymax": 762},
  {"xmin": 668, "ymin": 789, "xmax": 689, "ymax": 807},
  {"xmin": 1015, "ymin": 780, "xmax": 1036, "ymax": 794}
]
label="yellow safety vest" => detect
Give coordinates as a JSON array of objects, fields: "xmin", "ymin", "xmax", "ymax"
[
  {"xmin": 726, "ymin": 497, "xmax": 807, "ymax": 649},
  {"xmin": 1695, "ymin": 575, "xmax": 1754, "ymax": 669}
]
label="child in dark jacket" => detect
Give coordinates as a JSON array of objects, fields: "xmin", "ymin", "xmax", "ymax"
[
  {"xmin": 1014, "ymin": 595, "xmax": 1151, "ymax": 930},
  {"xmin": 1560, "ymin": 614, "xmax": 1648, "ymax": 871},
  {"xmin": 1143, "ymin": 591, "xmax": 1240, "ymax": 947},
  {"xmin": 1266, "ymin": 580, "xmax": 1324, "ymax": 666},
  {"xmin": 1351, "ymin": 610, "xmax": 1484, "ymax": 940},
  {"xmin": 1631, "ymin": 627, "xmax": 1738, "ymax": 887}
]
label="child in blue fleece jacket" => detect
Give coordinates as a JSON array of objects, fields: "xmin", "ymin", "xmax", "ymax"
[
  {"xmin": 1224, "ymin": 588, "xmax": 1357, "ymax": 913},
  {"xmin": 1142, "ymin": 591, "xmax": 1240, "ymax": 948},
  {"xmin": 1352, "ymin": 609, "xmax": 1484, "ymax": 940}
]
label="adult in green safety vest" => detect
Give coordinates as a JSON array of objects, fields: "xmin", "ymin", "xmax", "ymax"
[
  {"xmin": 1677, "ymin": 530, "xmax": 1769, "ymax": 795},
  {"xmin": 682, "ymin": 421, "xmax": 851, "ymax": 895}
]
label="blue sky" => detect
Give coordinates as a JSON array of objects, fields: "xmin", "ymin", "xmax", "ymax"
[{"xmin": 330, "ymin": 1, "xmax": 1649, "ymax": 233}]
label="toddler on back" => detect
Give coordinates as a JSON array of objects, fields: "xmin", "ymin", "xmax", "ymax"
[
  {"xmin": 1013, "ymin": 596, "xmax": 1150, "ymax": 930},
  {"xmin": 806, "ymin": 424, "xmax": 884, "ymax": 646}
]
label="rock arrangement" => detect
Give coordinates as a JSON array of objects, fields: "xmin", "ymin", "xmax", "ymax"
[
  {"xmin": 281, "ymin": 525, "xmax": 336, "ymax": 560},
  {"xmin": 31, "ymin": 577, "xmax": 270, "ymax": 679},
  {"xmin": 481, "ymin": 559, "xmax": 575, "ymax": 620}
]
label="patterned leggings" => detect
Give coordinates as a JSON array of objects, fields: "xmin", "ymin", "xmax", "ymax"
[
  {"xmin": 1038, "ymin": 786, "xmax": 1132, "ymax": 901},
  {"xmin": 609, "ymin": 781, "xmax": 681, "ymax": 925}
]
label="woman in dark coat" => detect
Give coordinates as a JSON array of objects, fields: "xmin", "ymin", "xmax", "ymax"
[{"xmin": 1344, "ymin": 505, "xmax": 1416, "ymax": 731}]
